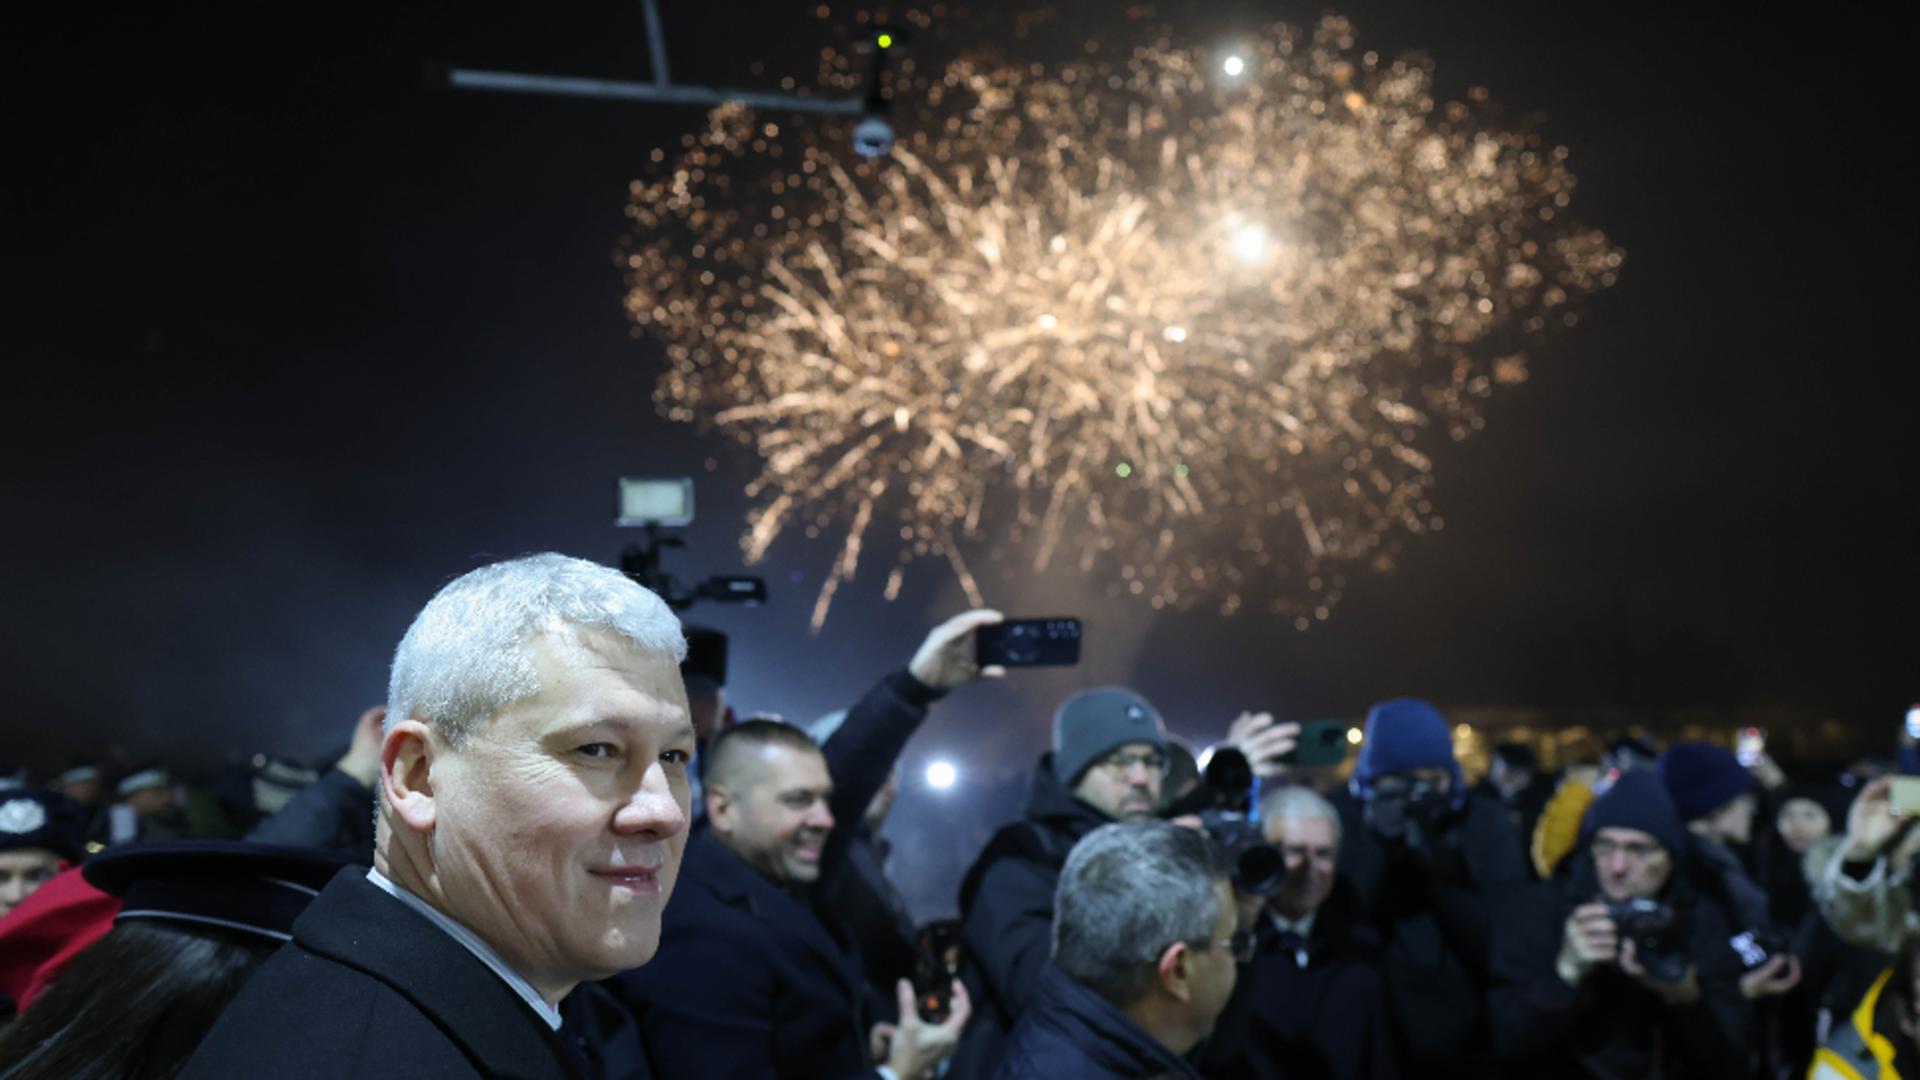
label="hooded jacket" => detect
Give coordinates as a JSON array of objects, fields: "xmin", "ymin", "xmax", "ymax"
[
  {"xmin": 948, "ymin": 753, "xmax": 1116, "ymax": 1080},
  {"xmin": 993, "ymin": 964, "xmax": 1200, "ymax": 1080}
]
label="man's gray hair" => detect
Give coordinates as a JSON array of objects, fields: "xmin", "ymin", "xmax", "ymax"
[
  {"xmin": 1259, "ymin": 784, "xmax": 1342, "ymax": 843},
  {"xmin": 1052, "ymin": 821, "xmax": 1227, "ymax": 1008},
  {"xmin": 387, "ymin": 553, "xmax": 686, "ymax": 745}
]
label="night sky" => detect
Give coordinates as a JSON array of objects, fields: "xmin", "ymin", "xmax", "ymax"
[{"xmin": 8, "ymin": 0, "xmax": 1914, "ymax": 798}]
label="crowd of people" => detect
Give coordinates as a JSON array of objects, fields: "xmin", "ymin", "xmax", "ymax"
[{"xmin": 0, "ymin": 551, "xmax": 1912, "ymax": 1079}]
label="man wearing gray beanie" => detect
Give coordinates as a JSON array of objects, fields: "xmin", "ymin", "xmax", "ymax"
[
  {"xmin": 946, "ymin": 687, "xmax": 1171, "ymax": 1078},
  {"xmin": 948, "ymin": 689, "xmax": 1294, "ymax": 1079}
]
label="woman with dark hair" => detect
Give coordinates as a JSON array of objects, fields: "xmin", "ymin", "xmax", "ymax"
[
  {"xmin": 0, "ymin": 842, "xmax": 357, "ymax": 1079},
  {"xmin": 0, "ymin": 921, "xmax": 267, "ymax": 1079}
]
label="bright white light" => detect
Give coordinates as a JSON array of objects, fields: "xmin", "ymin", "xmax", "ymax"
[
  {"xmin": 1230, "ymin": 223, "xmax": 1270, "ymax": 263},
  {"xmin": 1222, "ymin": 55, "xmax": 1246, "ymax": 77},
  {"xmin": 1163, "ymin": 325, "xmax": 1188, "ymax": 343},
  {"xmin": 926, "ymin": 761, "xmax": 958, "ymax": 789}
]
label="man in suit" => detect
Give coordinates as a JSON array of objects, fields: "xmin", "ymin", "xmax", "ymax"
[
  {"xmin": 185, "ymin": 552, "xmax": 694, "ymax": 1078},
  {"xmin": 613, "ymin": 610, "xmax": 1001, "ymax": 1080}
]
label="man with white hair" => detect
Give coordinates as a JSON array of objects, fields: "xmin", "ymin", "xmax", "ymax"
[
  {"xmin": 994, "ymin": 820, "xmax": 1242, "ymax": 1078},
  {"xmin": 1199, "ymin": 784, "xmax": 1396, "ymax": 1079},
  {"xmin": 185, "ymin": 553, "xmax": 693, "ymax": 1078}
]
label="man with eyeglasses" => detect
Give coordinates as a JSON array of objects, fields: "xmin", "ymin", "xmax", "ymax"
[
  {"xmin": 1198, "ymin": 784, "xmax": 1396, "ymax": 1079},
  {"xmin": 994, "ymin": 821, "xmax": 1244, "ymax": 1079},
  {"xmin": 1489, "ymin": 770, "xmax": 1755, "ymax": 1077},
  {"xmin": 948, "ymin": 687, "xmax": 1189, "ymax": 1078}
]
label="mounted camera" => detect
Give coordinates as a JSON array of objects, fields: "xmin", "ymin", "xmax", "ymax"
[
  {"xmin": 851, "ymin": 25, "xmax": 908, "ymax": 158},
  {"xmin": 616, "ymin": 478, "xmax": 768, "ymax": 611}
]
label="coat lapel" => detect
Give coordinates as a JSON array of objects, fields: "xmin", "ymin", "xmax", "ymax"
[{"xmin": 292, "ymin": 868, "xmax": 570, "ymax": 1080}]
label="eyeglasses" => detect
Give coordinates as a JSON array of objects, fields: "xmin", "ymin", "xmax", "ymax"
[
  {"xmin": 1096, "ymin": 750, "xmax": 1168, "ymax": 775},
  {"xmin": 1193, "ymin": 930, "xmax": 1257, "ymax": 964},
  {"xmin": 1590, "ymin": 837, "xmax": 1664, "ymax": 861}
]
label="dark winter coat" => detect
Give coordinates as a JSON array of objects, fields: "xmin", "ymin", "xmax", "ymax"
[
  {"xmin": 1488, "ymin": 845, "xmax": 1753, "ymax": 1078},
  {"xmin": 822, "ymin": 824, "xmax": 919, "ymax": 1025},
  {"xmin": 181, "ymin": 867, "xmax": 586, "ymax": 1079},
  {"xmin": 993, "ymin": 964, "xmax": 1199, "ymax": 1080},
  {"xmin": 1330, "ymin": 786, "xmax": 1529, "ymax": 1071},
  {"xmin": 609, "ymin": 670, "xmax": 944, "ymax": 1080},
  {"xmin": 948, "ymin": 752, "xmax": 1116, "ymax": 1080},
  {"xmin": 1197, "ymin": 878, "xmax": 1397, "ymax": 1080}
]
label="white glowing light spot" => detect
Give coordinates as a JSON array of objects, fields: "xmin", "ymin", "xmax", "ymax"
[
  {"xmin": 1163, "ymin": 325, "xmax": 1188, "ymax": 343},
  {"xmin": 926, "ymin": 761, "xmax": 958, "ymax": 789},
  {"xmin": 1231, "ymin": 223, "xmax": 1270, "ymax": 263},
  {"xmin": 1222, "ymin": 55, "xmax": 1246, "ymax": 77},
  {"xmin": 1038, "ymin": 313, "xmax": 1058, "ymax": 330}
]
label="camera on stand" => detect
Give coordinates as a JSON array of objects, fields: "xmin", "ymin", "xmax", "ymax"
[{"xmin": 616, "ymin": 478, "xmax": 768, "ymax": 611}]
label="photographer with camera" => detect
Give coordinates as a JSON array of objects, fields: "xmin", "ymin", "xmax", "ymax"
[
  {"xmin": 1491, "ymin": 771, "xmax": 1756, "ymax": 1077},
  {"xmin": 1329, "ymin": 698, "xmax": 1528, "ymax": 1071}
]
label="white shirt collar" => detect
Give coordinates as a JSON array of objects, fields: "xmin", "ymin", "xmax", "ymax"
[
  {"xmin": 365, "ymin": 867, "xmax": 562, "ymax": 1031},
  {"xmin": 1267, "ymin": 907, "xmax": 1317, "ymax": 939}
]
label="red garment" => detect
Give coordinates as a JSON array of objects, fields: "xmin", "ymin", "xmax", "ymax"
[{"xmin": 0, "ymin": 864, "xmax": 120, "ymax": 1011}]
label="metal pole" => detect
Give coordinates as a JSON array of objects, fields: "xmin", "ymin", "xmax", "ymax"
[
  {"xmin": 445, "ymin": 68, "xmax": 866, "ymax": 115},
  {"xmin": 640, "ymin": 0, "xmax": 670, "ymax": 87}
]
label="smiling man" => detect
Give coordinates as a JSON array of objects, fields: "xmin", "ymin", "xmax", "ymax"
[
  {"xmin": 184, "ymin": 553, "xmax": 693, "ymax": 1079},
  {"xmin": 613, "ymin": 611, "xmax": 1001, "ymax": 1080}
]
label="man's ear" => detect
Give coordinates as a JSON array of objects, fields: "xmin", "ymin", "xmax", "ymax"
[
  {"xmin": 381, "ymin": 719, "xmax": 439, "ymax": 835},
  {"xmin": 1156, "ymin": 941, "xmax": 1195, "ymax": 1003},
  {"xmin": 705, "ymin": 784, "xmax": 734, "ymax": 834}
]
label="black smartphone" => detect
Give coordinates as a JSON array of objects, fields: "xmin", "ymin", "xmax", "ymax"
[
  {"xmin": 975, "ymin": 618, "xmax": 1082, "ymax": 668},
  {"xmin": 1280, "ymin": 719, "xmax": 1354, "ymax": 768},
  {"xmin": 912, "ymin": 920, "xmax": 965, "ymax": 1023}
]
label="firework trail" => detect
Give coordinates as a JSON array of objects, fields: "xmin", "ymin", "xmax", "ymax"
[{"xmin": 624, "ymin": 14, "xmax": 1621, "ymax": 630}]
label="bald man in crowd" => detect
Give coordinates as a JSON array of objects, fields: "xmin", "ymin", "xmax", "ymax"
[{"xmin": 613, "ymin": 611, "xmax": 1003, "ymax": 1080}]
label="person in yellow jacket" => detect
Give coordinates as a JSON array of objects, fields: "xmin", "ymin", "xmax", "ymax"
[{"xmin": 1812, "ymin": 942, "xmax": 1920, "ymax": 1080}]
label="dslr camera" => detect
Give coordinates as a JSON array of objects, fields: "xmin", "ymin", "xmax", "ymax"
[
  {"xmin": 1604, "ymin": 897, "xmax": 1690, "ymax": 984},
  {"xmin": 1165, "ymin": 746, "xmax": 1286, "ymax": 896}
]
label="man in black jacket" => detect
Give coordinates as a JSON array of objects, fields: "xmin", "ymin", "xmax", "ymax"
[
  {"xmin": 611, "ymin": 611, "xmax": 1000, "ymax": 1080},
  {"xmin": 1330, "ymin": 697, "xmax": 1528, "ymax": 1073},
  {"xmin": 948, "ymin": 687, "xmax": 1170, "ymax": 1078},
  {"xmin": 185, "ymin": 553, "xmax": 696, "ymax": 1078},
  {"xmin": 1490, "ymin": 770, "xmax": 1753, "ymax": 1078},
  {"xmin": 950, "ymin": 696, "xmax": 1296, "ymax": 1078},
  {"xmin": 995, "ymin": 821, "xmax": 1239, "ymax": 1079},
  {"xmin": 1200, "ymin": 785, "xmax": 1395, "ymax": 1080}
]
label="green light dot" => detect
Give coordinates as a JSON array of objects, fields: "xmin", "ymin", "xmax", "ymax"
[
  {"xmin": 1175, "ymin": 463, "xmax": 1190, "ymax": 477},
  {"xmin": 877, "ymin": 33, "xmax": 894, "ymax": 48},
  {"xmin": 1115, "ymin": 462, "xmax": 1133, "ymax": 478}
]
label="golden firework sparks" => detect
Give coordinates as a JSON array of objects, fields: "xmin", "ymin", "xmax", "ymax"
[{"xmin": 623, "ymin": 15, "xmax": 1622, "ymax": 630}]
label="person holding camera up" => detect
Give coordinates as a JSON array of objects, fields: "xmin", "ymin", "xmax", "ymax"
[
  {"xmin": 1329, "ymin": 698, "xmax": 1528, "ymax": 1072},
  {"xmin": 1490, "ymin": 770, "xmax": 1758, "ymax": 1077}
]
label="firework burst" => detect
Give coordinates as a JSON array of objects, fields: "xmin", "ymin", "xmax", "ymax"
[{"xmin": 623, "ymin": 15, "xmax": 1621, "ymax": 629}]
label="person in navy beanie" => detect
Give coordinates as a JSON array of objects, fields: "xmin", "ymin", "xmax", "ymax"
[
  {"xmin": 1658, "ymin": 742, "xmax": 1759, "ymax": 849},
  {"xmin": 1329, "ymin": 698, "xmax": 1529, "ymax": 1074},
  {"xmin": 1654, "ymin": 741, "xmax": 1775, "ymax": 935},
  {"xmin": 1489, "ymin": 769, "xmax": 1759, "ymax": 1077}
]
